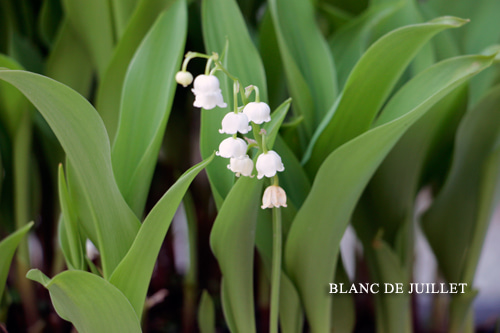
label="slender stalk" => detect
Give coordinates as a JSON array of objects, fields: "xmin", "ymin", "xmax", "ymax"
[
  {"xmin": 14, "ymin": 112, "xmax": 38, "ymax": 327},
  {"xmin": 269, "ymin": 206, "xmax": 282, "ymax": 333}
]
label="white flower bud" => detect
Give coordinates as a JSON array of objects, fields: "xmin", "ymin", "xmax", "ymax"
[
  {"xmin": 219, "ymin": 112, "xmax": 252, "ymax": 134},
  {"xmin": 192, "ymin": 74, "xmax": 227, "ymax": 110},
  {"xmin": 175, "ymin": 71, "xmax": 193, "ymax": 87},
  {"xmin": 256, "ymin": 150, "xmax": 284, "ymax": 179},
  {"xmin": 228, "ymin": 155, "xmax": 254, "ymax": 177},
  {"xmin": 261, "ymin": 185, "xmax": 287, "ymax": 209},
  {"xmin": 243, "ymin": 102, "xmax": 271, "ymax": 124},
  {"xmin": 216, "ymin": 137, "xmax": 247, "ymax": 158}
]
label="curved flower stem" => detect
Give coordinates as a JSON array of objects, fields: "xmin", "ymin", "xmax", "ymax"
[{"xmin": 269, "ymin": 205, "xmax": 282, "ymax": 333}]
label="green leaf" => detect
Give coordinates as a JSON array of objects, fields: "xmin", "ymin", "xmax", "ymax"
[
  {"xmin": 45, "ymin": 20, "xmax": 93, "ymax": 97},
  {"xmin": 201, "ymin": 0, "xmax": 268, "ymax": 206},
  {"xmin": 109, "ymin": 0, "xmax": 139, "ymax": 39},
  {"xmin": 0, "ymin": 223, "xmax": 33, "ymax": 299},
  {"xmin": 111, "ymin": 0, "xmax": 187, "ymax": 217},
  {"xmin": 329, "ymin": 2, "xmax": 402, "ymax": 89},
  {"xmin": 27, "ymin": 269, "xmax": 141, "ymax": 333},
  {"xmin": 58, "ymin": 164, "xmax": 84, "ymax": 270},
  {"xmin": 0, "ymin": 54, "xmax": 26, "ymax": 137},
  {"xmin": 109, "ymin": 155, "xmax": 213, "ymax": 317},
  {"xmin": 422, "ymin": 84, "xmax": 500, "ymax": 283},
  {"xmin": 268, "ymin": 0, "xmax": 337, "ymax": 133},
  {"xmin": 0, "ymin": 70, "xmax": 140, "ymax": 278},
  {"xmin": 198, "ymin": 290, "xmax": 215, "ymax": 333},
  {"xmin": 304, "ymin": 16, "xmax": 468, "ymax": 174},
  {"xmin": 210, "ymin": 177, "xmax": 263, "ymax": 333},
  {"xmin": 96, "ymin": 0, "xmax": 175, "ymax": 139},
  {"xmin": 62, "ymin": 0, "xmax": 115, "ymax": 78},
  {"xmin": 284, "ymin": 54, "xmax": 495, "ymax": 331}
]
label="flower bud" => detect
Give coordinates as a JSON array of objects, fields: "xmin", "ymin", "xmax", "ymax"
[
  {"xmin": 256, "ymin": 150, "xmax": 284, "ymax": 179},
  {"xmin": 216, "ymin": 137, "xmax": 247, "ymax": 158},
  {"xmin": 175, "ymin": 71, "xmax": 193, "ymax": 87},
  {"xmin": 228, "ymin": 155, "xmax": 254, "ymax": 177},
  {"xmin": 243, "ymin": 102, "xmax": 271, "ymax": 124},
  {"xmin": 261, "ymin": 185, "xmax": 287, "ymax": 209},
  {"xmin": 219, "ymin": 112, "xmax": 251, "ymax": 134},
  {"xmin": 192, "ymin": 74, "xmax": 227, "ymax": 110}
]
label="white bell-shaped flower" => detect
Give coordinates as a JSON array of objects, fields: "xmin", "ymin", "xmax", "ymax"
[
  {"xmin": 175, "ymin": 71, "xmax": 193, "ymax": 87},
  {"xmin": 228, "ymin": 155, "xmax": 254, "ymax": 177},
  {"xmin": 261, "ymin": 185, "xmax": 287, "ymax": 209},
  {"xmin": 216, "ymin": 137, "xmax": 247, "ymax": 158},
  {"xmin": 192, "ymin": 74, "xmax": 227, "ymax": 110},
  {"xmin": 219, "ymin": 112, "xmax": 251, "ymax": 134},
  {"xmin": 243, "ymin": 102, "xmax": 271, "ymax": 124},
  {"xmin": 256, "ymin": 150, "xmax": 284, "ymax": 179}
]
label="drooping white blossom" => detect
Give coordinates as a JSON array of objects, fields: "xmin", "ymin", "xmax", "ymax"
[
  {"xmin": 216, "ymin": 137, "xmax": 247, "ymax": 158},
  {"xmin": 175, "ymin": 71, "xmax": 193, "ymax": 87},
  {"xmin": 243, "ymin": 101, "xmax": 271, "ymax": 124},
  {"xmin": 261, "ymin": 185, "xmax": 287, "ymax": 209},
  {"xmin": 192, "ymin": 74, "xmax": 227, "ymax": 110},
  {"xmin": 228, "ymin": 155, "xmax": 254, "ymax": 177},
  {"xmin": 219, "ymin": 112, "xmax": 251, "ymax": 134},
  {"xmin": 256, "ymin": 150, "xmax": 284, "ymax": 179}
]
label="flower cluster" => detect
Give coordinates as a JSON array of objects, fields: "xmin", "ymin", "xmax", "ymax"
[{"xmin": 175, "ymin": 52, "xmax": 287, "ymax": 209}]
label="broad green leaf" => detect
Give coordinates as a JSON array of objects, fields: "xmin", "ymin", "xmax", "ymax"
[
  {"xmin": 422, "ymin": 84, "xmax": 500, "ymax": 283},
  {"xmin": 112, "ymin": 0, "xmax": 187, "ymax": 217},
  {"xmin": 45, "ymin": 20, "xmax": 93, "ymax": 97},
  {"xmin": 330, "ymin": 2, "xmax": 402, "ymax": 89},
  {"xmin": 58, "ymin": 164, "xmax": 84, "ymax": 270},
  {"xmin": 201, "ymin": 0, "xmax": 267, "ymax": 206},
  {"xmin": 198, "ymin": 290, "xmax": 215, "ymax": 333},
  {"xmin": 27, "ymin": 269, "xmax": 141, "ymax": 333},
  {"xmin": 304, "ymin": 17, "xmax": 467, "ymax": 174},
  {"xmin": 358, "ymin": 84, "xmax": 467, "ymax": 247},
  {"xmin": 268, "ymin": 0, "xmax": 337, "ymax": 134},
  {"xmin": 96, "ymin": 0, "xmax": 175, "ymax": 139},
  {"xmin": 0, "ymin": 223, "xmax": 33, "ymax": 299},
  {"xmin": 210, "ymin": 177, "xmax": 263, "ymax": 333},
  {"xmin": 0, "ymin": 70, "xmax": 140, "ymax": 278},
  {"xmin": 284, "ymin": 54, "xmax": 494, "ymax": 331},
  {"xmin": 109, "ymin": 155, "xmax": 213, "ymax": 317},
  {"xmin": 62, "ymin": 0, "xmax": 114, "ymax": 78}
]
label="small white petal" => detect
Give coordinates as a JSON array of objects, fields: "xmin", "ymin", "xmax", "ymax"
[
  {"xmin": 219, "ymin": 112, "xmax": 252, "ymax": 134},
  {"xmin": 175, "ymin": 71, "xmax": 193, "ymax": 87},
  {"xmin": 228, "ymin": 155, "xmax": 254, "ymax": 177},
  {"xmin": 256, "ymin": 150, "xmax": 285, "ymax": 179},
  {"xmin": 243, "ymin": 102, "xmax": 271, "ymax": 124},
  {"xmin": 192, "ymin": 75, "xmax": 227, "ymax": 110},
  {"xmin": 216, "ymin": 137, "xmax": 248, "ymax": 158},
  {"xmin": 261, "ymin": 185, "xmax": 287, "ymax": 209}
]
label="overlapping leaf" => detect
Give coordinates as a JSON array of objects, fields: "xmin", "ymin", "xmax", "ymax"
[
  {"xmin": 0, "ymin": 70, "xmax": 140, "ymax": 278},
  {"xmin": 27, "ymin": 269, "xmax": 141, "ymax": 333},
  {"xmin": 0, "ymin": 223, "xmax": 33, "ymax": 299},
  {"xmin": 109, "ymin": 155, "xmax": 213, "ymax": 317},
  {"xmin": 111, "ymin": 0, "xmax": 187, "ymax": 217},
  {"xmin": 285, "ymin": 54, "xmax": 495, "ymax": 331},
  {"xmin": 304, "ymin": 17, "xmax": 467, "ymax": 174}
]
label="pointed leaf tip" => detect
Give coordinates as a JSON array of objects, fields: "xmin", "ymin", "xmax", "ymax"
[
  {"xmin": 26, "ymin": 269, "xmax": 51, "ymax": 287},
  {"xmin": 429, "ymin": 16, "xmax": 469, "ymax": 27}
]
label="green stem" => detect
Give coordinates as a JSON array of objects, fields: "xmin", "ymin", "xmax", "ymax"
[
  {"xmin": 269, "ymin": 206, "xmax": 282, "ymax": 333},
  {"xmin": 14, "ymin": 112, "xmax": 38, "ymax": 327}
]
